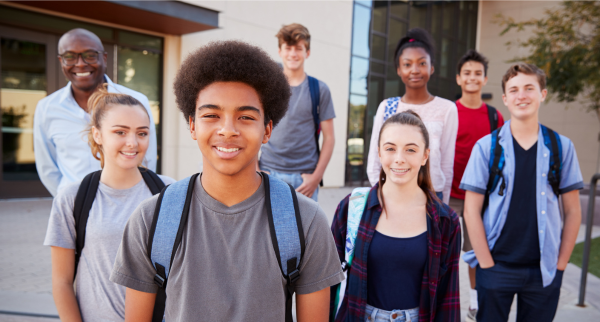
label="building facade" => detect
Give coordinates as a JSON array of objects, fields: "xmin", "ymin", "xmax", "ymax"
[{"xmin": 0, "ymin": 0, "xmax": 596, "ymax": 198}]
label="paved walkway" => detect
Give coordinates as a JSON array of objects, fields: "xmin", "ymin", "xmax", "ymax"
[{"xmin": 2, "ymin": 188, "xmax": 600, "ymax": 321}]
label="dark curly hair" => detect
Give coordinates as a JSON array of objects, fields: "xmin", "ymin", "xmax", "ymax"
[
  {"xmin": 457, "ymin": 49, "xmax": 489, "ymax": 76},
  {"xmin": 174, "ymin": 40, "xmax": 291, "ymax": 127},
  {"xmin": 393, "ymin": 28, "xmax": 435, "ymax": 68}
]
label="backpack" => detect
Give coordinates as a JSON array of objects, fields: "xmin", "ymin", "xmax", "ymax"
[
  {"xmin": 482, "ymin": 124, "xmax": 562, "ymax": 216},
  {"xmin": 308, "ymin": 75, "xmax": 324, "ymax": 187},
  {"xmin": 72, "ymin": 167, "xmax": 165, "ymax": 280},
  {"xmin": 147, "ymin": 172, "xmax": 304, "ymax": 322},
  {"xmin": 331, "ymin": 187, "xmax": 370, "ymax": 320},
  {"xmin": 385, "ymin": 97, "xmax": 500, "ymax": 133}
]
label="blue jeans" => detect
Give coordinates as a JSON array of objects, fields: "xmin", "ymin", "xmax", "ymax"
[
  {"xmin": 261, "ymin": 168, "xmax": 318, "ymax": 202},
  {"xmin": 365, "ymin": 304, "xmax": 419, "ymax": 322},
  {"xmin": 476, "ymin": 262, "xmax": 563, "ymax": 322}
]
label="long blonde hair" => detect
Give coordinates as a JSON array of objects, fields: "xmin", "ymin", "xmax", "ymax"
[{"xmin": 87, "ymin": 84, "xmax": 147, "ymax": 168}]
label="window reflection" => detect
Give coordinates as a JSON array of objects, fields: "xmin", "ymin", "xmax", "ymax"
[
  {"xmin": 352, "ymin": 4, "xmax": 372, "ymax": 58},
  {"xmin": 372, "ymin": 2, "xmax": 388, "ymax": 34},
  {"xmin": 390, "ymin": 0, "xmax": 408, "ymax": 19},
  {"xmin": 350, "ymin": 56, "xmax": 369, "ymax": 95}
]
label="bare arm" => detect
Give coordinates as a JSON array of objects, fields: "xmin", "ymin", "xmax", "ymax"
[
  {"xmin": 296, "ymin": 287, "xmax": 330, "ymax": 322},
  {"xmin": 297, "ymin": 119, "xmax": 335, "ymax": 198},
  {"xmin": 125, "ymin": 287, "xmax": 156, "ymax": 322},
  {"xmin": 557, "ymin": 190, "xmax": 582, "ymax": 270},
  {"xmin": 463, "ymin": 191, "xmax": 495, "ymax": 268},
  {"xmin": 50, "ymin": 247, "xmax": 82, "ymax": 322}
]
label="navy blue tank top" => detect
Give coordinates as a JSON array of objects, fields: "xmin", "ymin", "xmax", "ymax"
[{"xmin": 367, "ymin": 230, "xmax": 427, "ymax": 310}]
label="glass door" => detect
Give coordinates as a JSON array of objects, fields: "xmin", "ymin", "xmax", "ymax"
[{"xmin": 0, "ymin": 26, "xmax": 57, "ymax": 198}]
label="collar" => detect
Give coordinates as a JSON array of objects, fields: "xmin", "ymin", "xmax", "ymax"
[
  {"xmin": 497, "ymin": 120, "xmax": 549, "ymax": 154},
  {"xmin": 366, "ymin": 183, "xmax": 450, "ymax": 221}
]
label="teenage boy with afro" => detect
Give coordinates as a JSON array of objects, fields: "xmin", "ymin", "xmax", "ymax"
[
  {"xmin": 461, "ymin": 63, "xmax": 583, "ymax": 322},
  {"xmin": 110, "ymin": 40, "xmax": 344, "ymax": 321},
  {"xmin": 258, "ymin": 23, "xmax": 336, "ymax": 201}
]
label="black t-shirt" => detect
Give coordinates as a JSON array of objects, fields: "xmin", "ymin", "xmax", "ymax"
[
  {"xmin": 367, "ymin": 231, "xmax": 427, "ymax": 310},
  {"xmin": 492, "ymin": 138, "xmax": 540, "ymax": 266}
]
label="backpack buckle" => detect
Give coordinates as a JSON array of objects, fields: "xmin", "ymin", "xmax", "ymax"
[
  {"xmin": 341, "ymin": 260, "xmax": 349, "ymax": 272},
  {"xmin": 287, "ymin": 269, "xmax": 300, "ymax": 284},
  {"xmin": 154, "ymin": 274, "xmax": 166, "ymax": 288}
]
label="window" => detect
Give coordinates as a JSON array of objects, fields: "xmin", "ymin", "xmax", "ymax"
[{"xmin": 345, "ymin": 0, "xmax": 478, "ymax": 184}]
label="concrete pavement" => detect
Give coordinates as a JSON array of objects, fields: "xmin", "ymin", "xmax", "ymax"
[{"xmin": 2, "ymin": 187, "xmax": 600, "ymax": 321}]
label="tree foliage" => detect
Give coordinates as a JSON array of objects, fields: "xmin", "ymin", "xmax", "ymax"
[{"xmin": 495, "ymin": 1, "xmax": 600, "ymax": 112}]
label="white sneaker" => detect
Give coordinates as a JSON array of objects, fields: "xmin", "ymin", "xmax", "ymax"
[{"xmin": 465, "ymin": 308, "xmax": 477, "ymax": 322}]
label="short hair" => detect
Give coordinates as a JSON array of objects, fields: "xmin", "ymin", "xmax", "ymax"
[
  {"xmin": 276, "ymin": 23, "xmax": 311, "ymax": 50},
  {"xmin": 394, "ymin": 28, "xmax": 435, "ymax": 68},
  {"xmin": 501, "ymin": 63, "xmax": 547, "ymax": 93},
  {"xmin": 457, "ymin": 49, "xmax": 489, "ymax": 76},
  {"xmin": 173, "ymin": 40, "xmax": 291, "ymax": 127}
]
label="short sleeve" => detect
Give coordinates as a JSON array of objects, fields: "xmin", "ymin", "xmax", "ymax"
[
  {"xmin": 43, "ymin": 182, "xmax": 79, "ymax": 249},
  {"xmin": 558, "ymin": 137, "xmax": 584, "ymax": 194},
  {"xmin": 295, "ymin": 200, "xmax": 344, "ymax": 295},
  {"xmin": 110, "ymin": 196, "xmax": 159, "ymax": 293},
  {"xmin": 318, "ymin": 81, "xmax": 336, "ymax": 122},
  {"xmin": 459, "ymin": 138, "xmax": 490, "ymax": 195}
]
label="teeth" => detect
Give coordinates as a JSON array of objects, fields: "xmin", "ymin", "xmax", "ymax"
[
  {"xmin": 121, "ymin": 152, "xmax": 136, "ymax": 156},
  {"xmin": 76, "ymin": 72, "xmax": 91, "ymax": 76},
  {"xmin": 216, "ymin": 147, "xmax": 240, "ymax": 153},
  {"xmin": 518, "ymin": 103, "xmax": 527, "ymax": 107},
  {"xmin": 391, "ymin": 168, "xmax": 409, "ymax": 173}
]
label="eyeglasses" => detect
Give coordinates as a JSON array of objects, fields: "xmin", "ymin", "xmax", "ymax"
[{"xmin": 58, "ymin": 50, "xmax": 104, "ymax": 66}]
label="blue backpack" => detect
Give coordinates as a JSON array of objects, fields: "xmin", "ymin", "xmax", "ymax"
[
  {"xmin": 482, "ymin": 124, "xmax": 562, "ymax": 215},
  {"xmin": 308, "ymin": 75, "xmax": 324, "ymax": 187},
  {"xmin": 147, "ymin": 172, "xmax": 304, "ymax": 322}
]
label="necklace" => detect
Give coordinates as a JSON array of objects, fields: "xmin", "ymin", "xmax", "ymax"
[{"xmin": 401, "ymin": 94, "xmax": 434, "ymax": 105}]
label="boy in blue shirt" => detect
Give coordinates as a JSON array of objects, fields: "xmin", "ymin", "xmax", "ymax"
[{"xmin": 461, "ymin": 63, "xmax": 583, "ymax": 322}]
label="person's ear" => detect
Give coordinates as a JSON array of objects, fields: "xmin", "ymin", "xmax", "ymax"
[
  {"xmin": 422, "ymin": 148, "xmax": 430, "ymax": 166},
  {"xmin": 103, "ymin": 52, "xmax": 107, "ymax": 64},
  {"xmin": 502, "ymin": 93, "xmax": 509, "ymax": 108},
  {"xmin": 305, "ymin": 49, "xmax": 310, "ymax": 59},
  {"xmin": 456, "ymin": 74, "xmax": 462, "ymax": 87},
  {"xmin": 189, "ymin": 115, "xmax": 197, "ymax": 141},
  {"xmin": 540, "ymin": 88, "xmax": 548, "ymax": 102},
  {"xmin": 429, "ymin": 64, "xmax": 435, "ymax": 76},
  {"xmin": 262, "ymin": 120, "xmax": 273, "ymax": 144},
  {"xmin": 92, "ymin": 126, "xmax": 102, "ymax": 145},
  {"xmin": 482, "ymin": 75, "xmax": 489, "ymax": 86}
]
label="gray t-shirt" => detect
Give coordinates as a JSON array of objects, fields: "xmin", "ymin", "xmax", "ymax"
[
  {"xmin": 260, "ymin": 76, "xmax": 336, "ymax": 173},
  {"xmin": 109, "ymin": 175, "xmax": 344, "ymax": 321},
  {"xmin": 44, "ymin": 175, "xmax": 175, "ymax": 322}
]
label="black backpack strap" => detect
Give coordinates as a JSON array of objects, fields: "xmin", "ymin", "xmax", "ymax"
[
  {"xmin": 147, "ymin": 174, "xmax": 198, "ymax": 322},
  {"xmin": 542, "ymin": 125, "xmax": 562, "ymax": 196},
  {"xmin": 487, "ymin": 104, "xmax": 499, "ymax": 132},
  {"xmin": 482, "ymin": 128, "xmax": 505, "ymax": 217},
  {"xmin": 139, "ymin": 167, "xmax": 166, "ymax": 195},
  {"xmin": 72, "ymin": 170, "xmax": 102, "ymax": 280},
  {"xmin": 307, "ymin": 75, "xmax": 324, "ymax": 187}
]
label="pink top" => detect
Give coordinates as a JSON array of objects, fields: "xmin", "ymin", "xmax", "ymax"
[{"xmin": 366, "ymin": 96, "xmax": 458, "ymax": 204}]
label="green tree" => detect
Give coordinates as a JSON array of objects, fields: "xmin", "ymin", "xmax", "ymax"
[{"xmin": 495, "ymin": 1, "xmax": 600, "ymax": 113}]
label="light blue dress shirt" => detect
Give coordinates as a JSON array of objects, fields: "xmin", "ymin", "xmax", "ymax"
[
  {"xmin": 460, "ymin": 120, "xmax": 583, "ymax": 287},
  {"xmin": 33, "ymin": 75, "xmax": 157, "ymax": 196}
]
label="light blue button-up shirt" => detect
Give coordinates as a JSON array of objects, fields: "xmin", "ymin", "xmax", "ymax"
[
  {"xmin": 460, "ymin": 120, "xmax": 583, "ymax": 286},
  {"xmin": 33, "ymin": 75, "xmax": 157, "ymax": 196}
]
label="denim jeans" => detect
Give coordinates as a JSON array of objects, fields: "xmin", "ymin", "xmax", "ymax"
[
  {"xmin": 365, "ymin": 304, "xmax": 419, "ymax": 322},
  {"xmin": 476, "ymin": 262, "xmax": 563, "ymax": 322},
  {"xmin": 261, "ymin": 168, "xmax": 318, "ymax": 202}
]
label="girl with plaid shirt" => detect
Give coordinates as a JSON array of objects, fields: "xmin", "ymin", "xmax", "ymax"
[{"xmin": 330, "ymin": 111, "xmax": 461, "ymax": 322}]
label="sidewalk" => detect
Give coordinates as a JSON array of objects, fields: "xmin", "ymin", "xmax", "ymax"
[{"xmin": 1, "ymin": 188, "xmax": 600, "ymax": 321}]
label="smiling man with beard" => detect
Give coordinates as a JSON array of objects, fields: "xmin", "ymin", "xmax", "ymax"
[{"xmin": 34, "ymin": 28, "xmax": 157, "ymax": 196}]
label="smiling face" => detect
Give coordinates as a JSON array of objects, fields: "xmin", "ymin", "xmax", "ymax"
[
  {"xmin": 378, "ymin": 123, "xmax": 429, "ymax": 187},
  {"xmin": 92, "ymin": 104, "xmax": 150, "ymax": 170},
  {"xmin": 59, "ymin": 34, "xmax": 107, "ymax": 93},
  {"xmin": 397, "ymin": 47, "xmax": 434, "ymax": 89},
  {"xmin": 190, "ymin": 82, "xmax": 272, "ymax": 177},
  {"xmin": 502, "ymin": 72, "xmax": 547, "ymax": 121},
  {"xmin": 457, "ymin": 61, "xmax": 487, "ymax": 94},
  {"xmin": 278, "ymin": 40, "xmax": 310, "ymax": 72}
]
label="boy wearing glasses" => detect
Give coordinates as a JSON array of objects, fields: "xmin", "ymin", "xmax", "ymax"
[{"xmin": 33, "ymin": 28, "xmax": 157, "ymax": 196}]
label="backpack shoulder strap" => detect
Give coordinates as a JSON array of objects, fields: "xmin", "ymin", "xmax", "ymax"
[
  {"xmin": 147, "ymin": 174, "xmax": 199, "ymax": 322},
  {"xmin": 307, "ymin": 76, "xmax": 324, "ymax": 187},
  {"xmin": 487, "ymin": 104, "xmax": 499, "ymax": 132},
  {"xmin": 541, "ymin": 125, "xmax": 563, "ymax": 196},
  {"xmin": 263, "ymin": 173, "xmax": 304, "ymax": 322},
  {"xmin": 482, "ymin": 127, "xmax": 506, "ymax": 217},
  {"xmin": 383, "ymin": 97, "xmax": 401, "ymax": 122},
  {"xmin": 332, "ymin": 187, "xmax": 370, "ymax": 319},
  {"xmin": 139, "ymin": 167, "xmax": 166, "ymax": 195},
  {"xmin": 73, "ymin": 170, "xmax": 102, "ymax": 281}
]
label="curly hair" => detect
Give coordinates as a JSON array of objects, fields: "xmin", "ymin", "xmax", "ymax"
[{"xmin": 174, "ymin": 40, "xmax": 291, "ymax": 127}]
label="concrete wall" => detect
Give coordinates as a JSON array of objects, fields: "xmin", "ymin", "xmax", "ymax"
[
  {"xmin": 164, "ymin": 0, "xmax": 353, "ymax": 186},
  {"xmin": 479, "ymin": 0, "xmax": 599, "ymax": 182}
]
